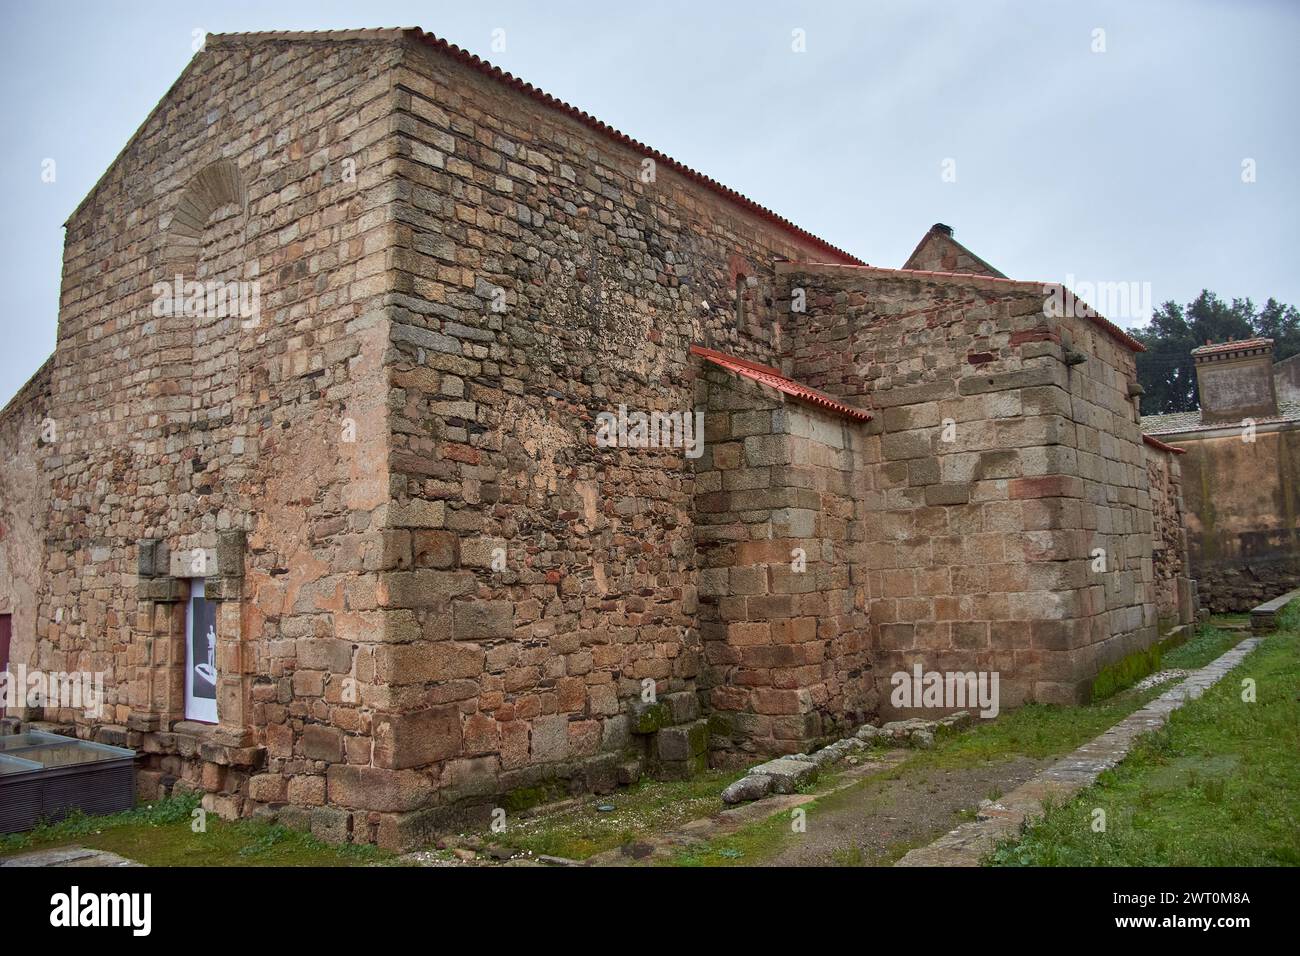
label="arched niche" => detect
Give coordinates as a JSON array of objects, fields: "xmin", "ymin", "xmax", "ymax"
[{"xmin": 161, "ymin": 160, "xmax": 248, "ymax": 274}]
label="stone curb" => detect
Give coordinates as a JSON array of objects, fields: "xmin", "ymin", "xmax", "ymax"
[
  {"xmin": 894, "ymin": 636, "xmax": 1263, "ymax": 867},
  {"xmin": 1251, "ymin": 586, "xmax": 1300, "ymax": 633}
]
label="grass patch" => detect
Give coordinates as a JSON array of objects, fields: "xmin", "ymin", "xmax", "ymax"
[
  {"xmin": 1091, "ymin": 645, "xmax": 1163, "ymax": 701},
  {"xmin": 988, "ymin": 619, "xmax": 1300, "ymax": 866},
  {"xmin": 638, "ymin": 620, "xmax": 1260, "ymax": 867},
  {"xmin": 663, "ymin": 760, "xmax": 909, "ymax": 867},
  {"xmin": 661, "ymin": 682, "xmax": 1200, "ymax": 865},
  {"xmin": 1090, "ymin": 619, "xmax": 1247, "ymax": 701},
  {"xmin": 481, "ymin": 770, "xmax": 743, "ymax": 860},
  {"xmin": 0, "ymin": 792, "xmax": 392, "ymax": 867},
  {"xmin": 830, "ymin": 845, "xmax": 864, "ymax": 866},
  {"xmin": 666, "ymin": 801, "xmax": 803, "ymax": 866},
  {"xmin": 890, "ymin": 686, "xmax": 1164, "ymax": 774},
  {"xmin": 1162, "ymin": 622, "xmax": 1247, "ymax": 670}
]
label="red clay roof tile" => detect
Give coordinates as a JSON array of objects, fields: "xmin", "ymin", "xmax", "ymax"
[
  {"xmin": 690, "ymin": 344, "xmax": 871, "ymax": 422},
  {"xmin": 1190, "ymin": 337, "xmax": 1273, "ymax": 356},
  {"xmin": 1142, "ymin": 434, "xmax": 1186, "ymax": 455}
]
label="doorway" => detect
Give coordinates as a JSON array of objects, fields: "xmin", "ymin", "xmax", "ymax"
[{"xmin": 184, "ymin": 581, "xmax": 218, "ymax": 723}]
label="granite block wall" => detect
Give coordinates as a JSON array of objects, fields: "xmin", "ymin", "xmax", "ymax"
[
  {"xmin": 693, "ymin": 364, "xmax": 872, "ymax": 761},
  {"xmin": 779, "ymin": 263, "xmax": 1160, "ymax": 708}
]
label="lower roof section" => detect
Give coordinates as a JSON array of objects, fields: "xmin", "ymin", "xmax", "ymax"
[{"xmin": 690, "ymin": 344, "xmax": 872, "ymax": 423}]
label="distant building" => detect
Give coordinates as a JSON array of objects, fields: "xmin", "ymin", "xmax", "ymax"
[{"xmin": 1142, "ymin": 338, "xmax": 1300, "ymax": 612}]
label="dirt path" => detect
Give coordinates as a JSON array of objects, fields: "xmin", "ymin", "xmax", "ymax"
[
  {"xmin": 896, "ymin": 636, "xmax": 1263, "ymax": 866},
  {"xmin": 757, "ymin": 756, "xmax": 1048, "ymax": 866}
]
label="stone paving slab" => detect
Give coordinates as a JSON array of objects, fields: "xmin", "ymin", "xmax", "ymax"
[
  {"xmin": 0, "ymin": 846, "xmax": 142, "ymax": 867},
  {"xmin": 894, "ymin": 637, "xmax": 1262, "ymax": 867}
]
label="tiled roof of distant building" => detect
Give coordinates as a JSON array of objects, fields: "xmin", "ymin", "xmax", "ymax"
[{"xmin": 1141, "ymin": 399, "xmax": 1300, "ymax": 435}]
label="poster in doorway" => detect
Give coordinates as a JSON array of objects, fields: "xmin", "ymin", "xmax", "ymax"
[{"xmin": 185, "ymin": 580, "xmax": 218, "ymax": 723}]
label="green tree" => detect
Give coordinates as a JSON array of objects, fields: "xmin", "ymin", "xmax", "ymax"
[
  {"xmin": 1254, "ymin": 297, "xmax": 1300, "ymax": 361},
  {"xmin": 1130, "ymin": 291, "xmax": 1299, "ymax": 415}
]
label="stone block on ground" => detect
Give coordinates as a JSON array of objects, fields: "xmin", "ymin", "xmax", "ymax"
[
  {"xmin": 748, "ymin": 757, "xmax": 819, "ymax": 794},
  {"xmin": 938, "ymin": 710, "xmax": 973, "ymax": 731},
  {"xmin": 814, "ymin": 739, "xmax": 858, "ymax": 764},
  {"xmin": 583, "ymin": 753, "xmax": 621, "ymax": 794},
  {"xmin": 721, "ymin": 774, "xmax": 773, "ymax": 804},
  {"xmin": 880, "ymin": 718, "xmax": 940, "ymax": 745}
]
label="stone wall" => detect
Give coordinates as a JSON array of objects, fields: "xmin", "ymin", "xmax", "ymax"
[
  {"xmin": 0, "ymin": 358, "xmax": 53, "ymax": 706},
  {"xmin": 0, "ymin": 29, "xmax": 864, "ymax": 847},
  {"xmin": 30, "ymin": 35, "xmax": 402, "ymax": 834},
  {"xmin": 1144, "ymin": 442, "xmax": 1195, "ymax": 627},
  {"xmin": 778, "ymin": 263, "xmax": 1159, "ymax": 707},
  {"xmin": 1193, "ymin": 342, "xmax": 1278, "ymax": 425},
  {"xmin": 902, "ymin": 228, "xmax": 1002, "ymax": 278},
  {"xmin": 1174, "ymin": 427, "xmax": 1300, "ymax": 613},
  {"xmin": 320, "ymin": 35, "xmax": 858, "ymax": 845},
  {"xmin": 693, "ymin": 363, "xmax": 872, "ymax": 762},
  {"xmin": 1274, "ymin": 353, "xmax": 1300, "ymax": 405},
  {"xmin": 1052, "ymin": 307, "xmax": 1163, "ymax": 675}
]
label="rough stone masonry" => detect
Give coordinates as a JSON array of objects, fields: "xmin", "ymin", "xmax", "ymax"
[{"xmin": 0, "ymin": 28, "xmax": 1194, "ymax": 848}]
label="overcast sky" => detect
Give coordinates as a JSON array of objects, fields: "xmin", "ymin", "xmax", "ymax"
[{"xmin": 2, "ymin": 0, "xmax": 1297, "ymax": 404}]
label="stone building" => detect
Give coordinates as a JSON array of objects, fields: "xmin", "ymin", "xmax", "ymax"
[
  {"xmin": 1142, "ymin": 338, "xmax": 1300, "ymax": 612},
  {"xmin": 1271, "ymin": 351, "xmax": 1300, "ymax": 405},
  {"xmin": 0, "ymin": 29, "xmax": 1190, "ymax": 847}
]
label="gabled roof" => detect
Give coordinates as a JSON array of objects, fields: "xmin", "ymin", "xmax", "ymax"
[
  {"xmin": 902, "ymin": 223, "xmax": 1006, "ymax": 278},
  {"xmin": 70, "ymin": 27, "xmax": 863, "ymax": 266},
  {"xmin": 391, "ymin": 28, "xmax": 863, "ymax": 264},
  {"xmin": 690, "ymin": 345, "xmax": 871, "ymax": 422}
]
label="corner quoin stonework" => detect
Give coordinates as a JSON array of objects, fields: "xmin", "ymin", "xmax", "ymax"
[{"xmin": 0, "ymin": 28, "xmax": 1190, "ymax": 848}]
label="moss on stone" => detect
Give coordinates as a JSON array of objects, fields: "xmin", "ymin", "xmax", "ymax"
[
  {"xmin": 630, "ymin": 701, "xmax": 670, "ymax": 735},
  {"xmin": 1091, "ymin": 645, "xmax": 1162, "ymax": 701},
  {"xmin": 706, "ymin": 712, "xmax": 733, "ymax": 737},
  {"xmin": 502, "ymin": 782, "xmax": 567, "ymax": 813}
]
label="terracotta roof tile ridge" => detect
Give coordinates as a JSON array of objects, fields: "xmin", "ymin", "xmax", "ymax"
[{"xmin": 690, "ymin": 344, "xmax": 871, "ymax": 422}]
